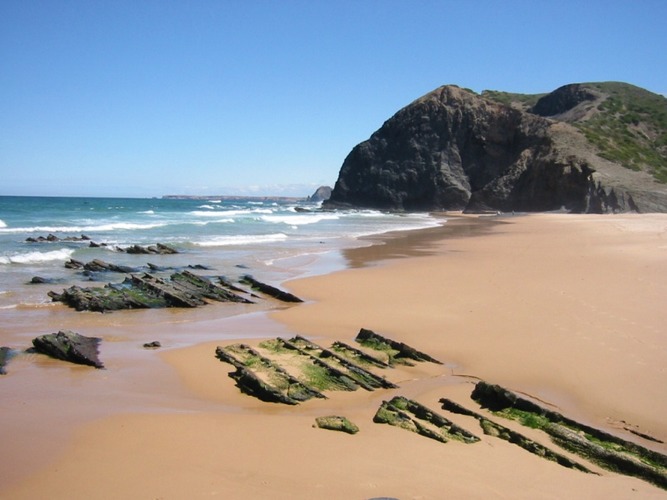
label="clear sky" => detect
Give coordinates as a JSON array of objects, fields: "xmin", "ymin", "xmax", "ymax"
[{"xmin": 1, "ymin": 0, "xmax": 666, "ymax": 198}]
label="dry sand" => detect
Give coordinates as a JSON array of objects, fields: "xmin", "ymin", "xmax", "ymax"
[{"xmin": 3, "ymin": 213, "xmax": 667, "ymax": 499}]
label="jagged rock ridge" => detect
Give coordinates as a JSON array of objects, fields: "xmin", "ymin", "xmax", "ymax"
[{"xmin": 325, "ymin": 83, "xmax": 667, "ymax": 213}]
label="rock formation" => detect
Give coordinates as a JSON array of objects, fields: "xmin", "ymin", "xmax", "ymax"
[
  {"xmin": 31, "ymin": 330, "xmax": 104, "ymax": 368},
  {"xmin": 374, "ymin": 396, "xmax": 480, "ymax": 444},
  {"xmin": 355, "ymin": 328, "xmax": 442, "ymax": 365},
  {"xmin": 0, "ymin": 347, "xmax": 11, "ymax": 374},
  {"xmin": 48, "ymin": 271, "xmax": 253, "ymax": 312},
  {"xmin": 307, "ymin": 185, "xmax": 332, "ymax": 202},
  {"xmin": 326, "ymin": 83, "xmax": 667, "ymax": 213},
  {"xmin": 469, "ymin": 381, "xmax": 667, "ymax": 489},
  {"xmin": 239, "ymin": 275, "xmax": 303, "ymax": 303},
  {"xmin": 315, "ymin": 415, "xmax": 359, "ymax": 434},
  {"xmin": 26, "ymin": 234, "xmax": 91, "ymax": 243}
]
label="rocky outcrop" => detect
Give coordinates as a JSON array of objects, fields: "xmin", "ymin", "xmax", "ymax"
[
  {"xmin": 239, "ymin": 275, "xmax": 303, "ymax": 303},
  {"xmin": 531, "ymin": 83, "xmax": 599, "ymax": 119},
  {"xmin": 440, "ymin": 398, "xmax": 593, "ymax": 472},
  {"xmin": 470, "ymin": 381, "xmax": 667, "ymax": 489},
  {"xmin": 124, "ymin": 243, "xmax": 179, "ymax": 254},
  {"xmin": 26, "ymin": 234, "xmax": 91, "ymax": 243},
  {"xmin": 215, "ymin": 333, "xmax": 424, "ymax": 404},
  {"xmin": 31, "ymin": 330, "xmax": 104, "ymax": 368},
  {"xmin": 80, "ymin": 259, "xmax": 139, "ymax": 274},
  {"xmin": 355, "ymin": 328, "xmax": 442, "ymax": 365},
  {"xmin": 48, "ymin": 271, "xmax": 252, "ymax": 312},
  {"xmin": 374, "ymin": 396, "xmax": 480, "ymax": 444},
  {"xmin": 278, "ymin": 336, "xmax": 397, "ymax": 390},
  {"xmin": 325, "ymin": 84, "xmax": 667, "ymax": 213},
  {"xmin": 216, "ymin": 343, "xmax": 326, "ymax": 405},
  {"xmin": 307, "ymin": 185, "xmax": 332, "ymax": 202},
  {"xmin": 0, "ymin": 347, "xmax": 11, "ymax": 374}
]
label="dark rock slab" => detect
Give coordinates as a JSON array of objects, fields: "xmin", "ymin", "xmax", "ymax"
[
  {"xmin": 31, "ymin": 330, "xmax": 104, "ymax": 368},
  {"xmin": 49, "ymin": 271, "xmax": 252, "ymax": 312},
  {"xmin": 129, "ymin": 273, "xmax": 205, "ymax": 308},
  {"xmin": 26, "ymin": 234, "xmax": 90, "ymax": 243},
  {"xmin": 48, "ymin": 283, "xmax": 163, "ymax": 311},
  {"xmin": 65, "ymin": 258, "xmax": 85, "ymax": 269},
  {"xmin": 355, "ymin": 328, "xmax": 442, "ymax": 365},
  {"xmin": 0, "ymin": 346, "xmax": 12, "ymax": 374},
  {"xmin": 170, "ymin": 270, "xmax": 252, "ymax": 304},
  {"xmin": 29, "ymin": 276, "xmax": 64, "ymax": 285},
  {"xmin": 330, "ymin": 341, "xmax": 392, "ymax": 369},
  {"xmin": 374, "ymin": 396, "xmax": 479, "ymax": 444},
  {"xmin": 440, "ymin": 398, "xmax": 593, "ymax": 473},
  {"xmin": 124, "ymin": 243, "xmax": 179, "ymax": 254},
  {"xmin": 284, "ymin": 336, "xmax": 398, "ymax": 390},
  {"xmin": 83, "ymin": 259, "xmax": 139, "ymax": 273},
  {"xmin": 470, "ymin": 381, "xmax": 667, "ymax": 489},
  {"xmin": 216, "ymin": 344, "xmax": 325, "ymax": 405},
  {"xmin": 239, "ymin": 275, "xmax": 303, "ymax": 303},
  {"xmin": 547, "ymin": 423, "xmax": 667, "ymax": 489},
  {"xmin": 143, "ymin": 341, "xmax": 161, "ymax": 349}
]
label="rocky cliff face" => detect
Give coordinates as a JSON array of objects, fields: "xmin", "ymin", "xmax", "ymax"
[{"xmin": 326, "ymin": 84, "xmax": 667, "ymax": 213}]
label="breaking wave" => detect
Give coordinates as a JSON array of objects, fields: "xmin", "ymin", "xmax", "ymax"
[
  {"xmin": 194, "ymin": 233, "xmax": 288, "ymax": 247},
  {"xmin": 0, "ymin": 248, "xmax": 75, "ymax": 265}
]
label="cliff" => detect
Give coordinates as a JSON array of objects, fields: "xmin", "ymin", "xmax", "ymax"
[{"xmin": 325, "ymin": 83, "xmax": 667, "ymax": 213}]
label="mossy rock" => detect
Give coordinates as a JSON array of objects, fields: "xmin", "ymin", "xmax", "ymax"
[{"xmin": 315, "ymin": 415, "xmax": 359, "ymax": 434}]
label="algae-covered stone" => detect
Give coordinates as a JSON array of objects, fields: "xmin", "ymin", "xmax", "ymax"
[
  {"xmin": 374, "ymin": 396, "xmax": 479, "ymax": 444},
  {"xmin": 32, "ymin": 330, "xmax": 104, "ymax": 368},
  {"xmin": 355, "ymin": 328, "xmax": 442, "ymax": 365},
  {"xmin": 315, "ymin": 415, "xmax": 359, "ymax": 434},
  {"xmin": 466, "ymin": 382, "xmax": 667, "ymax": 488}
]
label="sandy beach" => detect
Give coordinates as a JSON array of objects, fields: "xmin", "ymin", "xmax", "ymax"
[{"xmin": 2, "ymin": 213, "xmax": 667, "ymax": 499}]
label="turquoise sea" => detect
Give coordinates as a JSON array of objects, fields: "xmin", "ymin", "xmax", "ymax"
[{"xmin": 0, "ymin": 196, "xmax": 440, "ymax": 310}]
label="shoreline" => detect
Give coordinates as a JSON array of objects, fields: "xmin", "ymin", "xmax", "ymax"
[
  {"xmin": 3, "ymin": 213, "xmax": 667, "ymax": 498},
  {"xmin": 0, "ymin": 215, "xmax": 449, "ymax": 491}
]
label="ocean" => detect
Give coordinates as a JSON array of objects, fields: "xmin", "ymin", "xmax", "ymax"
[{"xmin": 0, "ymin": 196, "xmax": 440, "ymax": 311}]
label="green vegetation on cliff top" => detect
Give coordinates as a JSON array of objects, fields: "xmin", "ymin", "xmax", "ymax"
[{"xmin": 483, "ymin": 82, "xmax": 667, "ymax": 183}]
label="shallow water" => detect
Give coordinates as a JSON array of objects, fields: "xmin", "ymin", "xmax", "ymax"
[{"xmin": 0, "ymin": 196, "xmax": 439, "ymax": 313}]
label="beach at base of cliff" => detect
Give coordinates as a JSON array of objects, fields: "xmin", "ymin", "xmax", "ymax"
[{"xmin": 2, "ymin": 213, "xmax": 667, "ymax": 499}]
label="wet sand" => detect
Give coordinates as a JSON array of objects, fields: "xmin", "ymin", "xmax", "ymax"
[{"xmin": 2, "ymin": 213, "xmax": 667, "ymax": 498}]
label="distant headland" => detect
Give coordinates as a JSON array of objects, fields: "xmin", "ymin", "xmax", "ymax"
[
  {"xmin": 164, "ymin": 186, "xmax": 332, "ymax": 203},
  {"xmin": 162, "ymin": 195, "xmax": 306, "ymax": 202}
]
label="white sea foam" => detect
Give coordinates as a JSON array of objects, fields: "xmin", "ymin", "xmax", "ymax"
[
  {"xmin": 197, "ymin": 205, "xmax": 216, "ymax": 210},
  {"xmin": 194, "ymin": 233, "xmax": 288, "ymax": 247},
  {"xmin": 0, "ymin": 248, "xmax": 75, "ymax": 265},
  {"xmin": 139, "ymin": 210, "xmax": 155, "ymax": 214},
  {"xmin": 261, "ymin": 214, "xmax": 340, "ymax": 225},
  {"xmin": 0, "ymin": 222, "xmax": 168, "ymax": 234},
  {"xmin": 205, "ymin": 218, "xmax": 235, "ymax": 224},
  {"xmin": 354, "ymin": 210, "xmax": 386, "ymax": 217},
  {"xmin": 190, "ymin": 208, "xmax": 273, "ymax": 217},
  {"xmin": 0, "ymin": 219, "xmax": 6, "ymax": 228}
]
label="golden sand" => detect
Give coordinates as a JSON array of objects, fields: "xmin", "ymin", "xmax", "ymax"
[{"xmin": 3, "ymin": 214, "xmax": 666, "ymax": 499}]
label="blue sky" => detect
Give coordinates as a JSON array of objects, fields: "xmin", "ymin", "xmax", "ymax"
[{"xmin": 1, "ymin": 1, "xmax": 666, "ymax": 198}]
